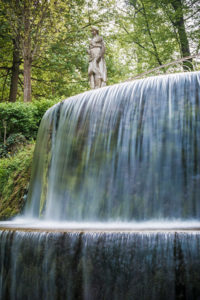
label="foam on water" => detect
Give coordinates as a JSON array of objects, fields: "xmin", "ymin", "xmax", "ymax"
[{"xmin": 1, "ymin": 218, "xmax": 200, "ymax": 231}]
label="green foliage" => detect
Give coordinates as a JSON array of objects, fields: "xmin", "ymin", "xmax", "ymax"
[
  {"xmin": 0, "ymin": 143, "xmax": 34, "ymax": 220},
  {"xmin": 0, "ymin": 133, "xmax": 27, "ymax": 158},
  {"xmin": 0, "ymin": 98, "xmax": 59, "ymax": 218},
  {"xmin": 0, "ymin": 99, "xmax": 58, "ymax": 141},
  {"xmin": 1, "ymin": 0, "xmax": 199, "ymax": 102},
  {"xmin": 0, "ymin": 144, "xmax": 7, "ymax": 159}
]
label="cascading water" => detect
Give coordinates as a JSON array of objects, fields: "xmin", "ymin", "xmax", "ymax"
[
  {"xmin": 26, "ymin": 71, "xmax": 200, "ymax": 221},
  {"xmin": 1, "ymin": 230, "xmax": 200, "ymax": 300},
  {"xmin": 1, "ymin": 71, "xmax": 200, "ymax": 299}
]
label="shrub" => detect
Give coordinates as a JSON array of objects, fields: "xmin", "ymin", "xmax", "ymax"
[
  {"xmin": 0, "ymin": 143, "xmax": 35, "ymax": 220},
  {"xmin": 0, "ymin": 99, "xmax": 59, "ymax": 142},
  {"xmin": 0, "ymin": 133, "xmax": 28, "ymax": 158},
  {"xmin": 0, "ymin": 98, "xmax": 62, "ymax": 220}
]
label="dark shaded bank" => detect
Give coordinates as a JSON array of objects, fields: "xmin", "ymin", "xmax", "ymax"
[
  {"xmin": 0, "ymin": 144, "xmax": 34, "ymax": 220},
  {"xmin": 0, "ymin": 230, "xmax": 200, "ymax": 300}
]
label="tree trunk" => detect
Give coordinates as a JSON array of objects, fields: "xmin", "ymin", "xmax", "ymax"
[
  {"xmin": 9, "ymin": 39, "xmax": 20, "ymax": 102},
  {"xmin": 170, "ymin": 0, "xmax": 193, "ymax": 71},
  {"xmin": 24, "ymin": 57, "xmax": 32, "ymax": 102},
  {"xmin": 23, "ymin": 0, "xmax": 32, "ymax": 102}
]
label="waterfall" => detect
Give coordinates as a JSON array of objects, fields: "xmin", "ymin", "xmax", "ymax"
[
  {"xmin": 1, "ymin": 71, "xmax": 200, "ymax": 300},
  {"xmin": 1, "ymin": 230, "xmax": 200, "ymax": 300},
  {"xmin": 26, "ymin": 71, "xmax": 200, "ymax": 221}
]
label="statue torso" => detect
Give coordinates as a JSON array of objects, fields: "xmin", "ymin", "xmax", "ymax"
[{"xmin": 89, "ymin": 35, "xmax": 103, "ymax": 49}]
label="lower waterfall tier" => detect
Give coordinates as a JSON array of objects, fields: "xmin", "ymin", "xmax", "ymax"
[{"xmin": 1, "ymin": 230, "xmax": 200, "ymax": 300}]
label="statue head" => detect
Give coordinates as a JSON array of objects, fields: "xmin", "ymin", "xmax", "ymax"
[{"xmin": 91, "ymin": 26, "xmax": 99, "ymax": 35}]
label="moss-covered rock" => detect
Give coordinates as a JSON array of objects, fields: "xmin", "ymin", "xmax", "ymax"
[{"xmin": 0, "ymin": 143, "xmax": 35, "ymax": 220}]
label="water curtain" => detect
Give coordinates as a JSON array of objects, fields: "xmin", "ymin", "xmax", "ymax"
[{"xmin": 26, "ymin": 71, "xmax": 200, "ymax": 221}]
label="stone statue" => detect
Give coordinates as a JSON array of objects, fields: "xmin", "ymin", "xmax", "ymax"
[{"xmin": 88, "ymin": 26, "xmax": 107, "ymax": 89}]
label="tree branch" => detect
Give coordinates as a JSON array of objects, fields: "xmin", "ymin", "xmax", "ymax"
[
  {"xmin": 120, "ymin": 23, "xmax": 161, "ymax": 58},
  {"xmin": 140, "ymin": 0, "xmax": 162, "ymax": 66}
]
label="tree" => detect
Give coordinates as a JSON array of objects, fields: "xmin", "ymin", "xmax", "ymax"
[
  {"xmin": 0, "ymin": 0, "xmax": 199, "ymax": 102},
  {"xmin": 9, "ymin": 0, "xmax": 21, "ymax": 102},
  {"xmin": 3, "ymin": 0, "xmax": 63, "ymax": 102},
  {"xmin": 0, "ymin": 2, "xmax": 13, "ymax": 102},
  {"xmin": 22, "ymin": 0, "xmax": 55, "ymax": 102},
  {"xmin": 123, "ymin": 0, "xmax": 198, "ymax": 72},
  {"xmin": 9, "ymin": 36, "xmax": 21, "ymax": 102},
  {"xmin": 159, "ymin": 0, "xmax": 194, "ymax": 70}
]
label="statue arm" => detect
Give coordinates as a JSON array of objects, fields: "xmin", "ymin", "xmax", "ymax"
[{"xmin": 101, "ymin": 40, "xmax": 105, "ymax": 56}]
